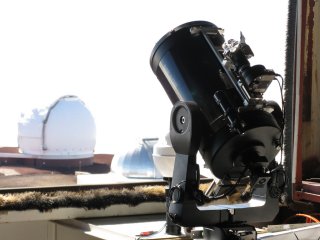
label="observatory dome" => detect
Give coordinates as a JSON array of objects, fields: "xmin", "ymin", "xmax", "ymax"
[
  {"xmin": 18, "ymin": 95, "xmax": 96, "ymax": 159},
  {"xmin": 111, "ymin": 138, "xmax": 162, "ymax": 179}
]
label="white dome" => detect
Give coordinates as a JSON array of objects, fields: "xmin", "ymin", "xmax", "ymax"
[
  {"xmin": 18, "ymin": 95, "xmax": 96, "ymax": 159},
  {"xmin": 111, "ymin": 138, "xmax": 162, "ymax": 179}
]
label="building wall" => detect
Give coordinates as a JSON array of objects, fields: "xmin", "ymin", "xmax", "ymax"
[{"xmin": 0, "ymin": 221, "xmax": 99, "ymax": 240}]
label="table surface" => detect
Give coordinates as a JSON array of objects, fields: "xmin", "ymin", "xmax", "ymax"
[
  {"xmin": 56, "ymin": 214, "xmax": 320, "ymax": 240},
  {"xmin": 57, "ymin": 214, "xmax": 188, "ymax": 240}
]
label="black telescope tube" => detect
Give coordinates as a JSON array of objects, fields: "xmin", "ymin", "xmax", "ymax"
[{"xmin": 150, "ymin": 21, "xmax": 242, "ymax": 130}]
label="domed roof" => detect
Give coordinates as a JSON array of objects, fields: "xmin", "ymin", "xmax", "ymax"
[
  {"xmin": 18, "ymin": 95, "xmax": 96, "ymax": 159},
  {"xmin": 111, "ymin": 138, "xmax": 162, "ymax": 179}
]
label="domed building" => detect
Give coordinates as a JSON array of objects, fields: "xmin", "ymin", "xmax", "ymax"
[
  {"xmin": 18, "ymin": 95, "xmax": 96, "ymax": 168},
  {"xmin": 111, "ymin": 138, "xmax": 162, "ymax": 179}
]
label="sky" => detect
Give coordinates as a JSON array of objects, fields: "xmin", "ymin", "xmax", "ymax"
[{"xmin": 0, "ymin": 0, "xmax": 288, "ymax": 153}]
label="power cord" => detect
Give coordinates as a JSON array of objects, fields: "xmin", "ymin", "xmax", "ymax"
[
  {"xmin": 274, "ymin": 74, "xmax": 285, "ymax": 166},
  {"xmin": 135, "ymin": 223, "xmax": 167, "ymax": 240}
]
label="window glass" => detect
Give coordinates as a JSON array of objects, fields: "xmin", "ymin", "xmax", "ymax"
[{"xmin": 0, "ymin": 0, "xmax": 288, "ymax": 190}]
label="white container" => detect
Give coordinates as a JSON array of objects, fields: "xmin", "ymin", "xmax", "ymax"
[
  {"xmin": 18, "ymin": 95, "xmax": 96, "ymax": 159},
  {"xmin": 152, "ymin": 133, "xmax": 175, "ymax": 178}
]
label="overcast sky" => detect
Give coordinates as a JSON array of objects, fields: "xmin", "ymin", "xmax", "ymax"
[{"xmin": 0, "ymin": 0, "xmax": 288, "ymax": 153}]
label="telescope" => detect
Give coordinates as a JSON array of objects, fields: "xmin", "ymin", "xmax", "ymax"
[{"xmin": 150, "ymin": 21, "xmax": 285, "ymax": 239}]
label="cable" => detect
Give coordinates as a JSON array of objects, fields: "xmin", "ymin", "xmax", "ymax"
[
  {"xmin": 295, "ymin": 213, "xmax": 320, "ymax": 223},
  {"xmin": 284, "ymin": 213, "xmax": 320, "ymax": 224},
  {"xmin": 135, "ymin": 223, "xmax": 167, "ymax": 240},
  {"xmin": 274, "ymin": 74, "xmax": 285, "ymax": 166},
  {"xmin": 275, "ymin": 74, "xmax": 284, "ymax": 113},
  {"xmin": 268, "ymin": 156, "xmax": 287, "ymax": 195}
]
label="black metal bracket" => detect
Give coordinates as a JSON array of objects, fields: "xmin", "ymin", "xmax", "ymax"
[{"xmin": 168, "ymin": 101, "xmax": 279, "ymax": 230}]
